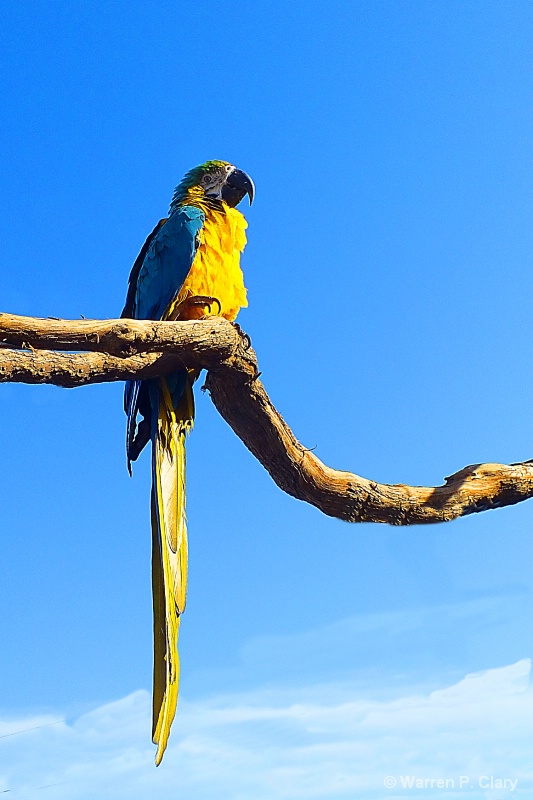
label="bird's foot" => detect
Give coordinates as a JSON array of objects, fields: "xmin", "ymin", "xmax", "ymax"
[
  {"xmin": 188, "ymin": 295, "xmax": 222, "ymax": 317},
  {"xmin": 231, "ymin": 321, "xmax": 252, "ymax": 350},
  {"xmin": 168, "ymin": 295, "xmax": 222, "ymax": 320}
]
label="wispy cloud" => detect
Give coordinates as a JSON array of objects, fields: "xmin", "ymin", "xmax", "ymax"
[
  {"xmin": 192, "ymin": 592, "xmax": 528, "ymax": 699},
  {"xmin": 1, "ymin": 659, "xmax": 531, "ymax": 799}
]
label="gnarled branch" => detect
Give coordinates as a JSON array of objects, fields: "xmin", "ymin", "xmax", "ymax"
[{"xmin": 1, "ymin": 311, "xmax": 532, "ymax": 525}]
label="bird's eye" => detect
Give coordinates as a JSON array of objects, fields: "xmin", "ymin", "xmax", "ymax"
[{"xmin": 225, "ymin": 164, "xmax": 232, "ymax": 172}]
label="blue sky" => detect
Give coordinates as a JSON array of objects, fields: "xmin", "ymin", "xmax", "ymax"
[{"xmin": 0, "ymin": 1, "xmax": 532, "ymax": 796}]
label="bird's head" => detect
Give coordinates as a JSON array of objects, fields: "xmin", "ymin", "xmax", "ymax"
[{"xmin": 171, "ymin": 160, "xmax": 255, "ymax": 212}]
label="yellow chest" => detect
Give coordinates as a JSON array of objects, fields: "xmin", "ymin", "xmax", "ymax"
[{"xmin": 169, "ymin": 204, "xmax": 248, "ymax": 322}]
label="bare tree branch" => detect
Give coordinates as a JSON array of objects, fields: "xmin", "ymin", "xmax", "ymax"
[
  {"xmin": 1, "ymin": 312, "xmax": 532, "ymax": 525},
  {"xmin": 0, "ymin": 312, "xmax": 237, "ymax": 357},
  {"xmin": 0, "ymin": 349, "xmax": 184, "ymax": 387}
]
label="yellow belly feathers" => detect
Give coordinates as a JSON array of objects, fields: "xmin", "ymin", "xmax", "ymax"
[{"xmin": 168, "ymin": 203, "xmax": 248, "ymax": 322}]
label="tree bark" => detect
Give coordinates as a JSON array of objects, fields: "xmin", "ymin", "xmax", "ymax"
[{"xmin": 1, "ymin": 311, "xmax": 532, "ymax": 525}]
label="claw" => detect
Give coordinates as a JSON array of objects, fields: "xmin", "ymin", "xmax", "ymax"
[
  {"xmin": 188, "ymin": 295, "xmax": 222, "ymax": 315},
  {"xmin": 168, "ymin": 295, "xmax": 222, "ymax": 320},
  {"xmin": 231, "ymin": 321, "xmax": 252, "ymax": 350}
]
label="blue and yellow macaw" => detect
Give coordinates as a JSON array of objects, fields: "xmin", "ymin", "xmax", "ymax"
[{"xmin": 121, "ymin": 161, "xmax": 254, "ymax": 764}]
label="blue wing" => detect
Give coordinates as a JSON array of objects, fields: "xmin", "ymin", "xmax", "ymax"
[
  {"xmin": 132, "ymin": 206, "xmax": 204, "ymax": 320},
  {"xmin": 124, "ymin": 205, "xmax": 205, "ymax": 468}
]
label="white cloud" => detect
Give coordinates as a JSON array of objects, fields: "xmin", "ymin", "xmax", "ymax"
[{"xmin": 1, "ymin": 659, "xmax": 532, "ymax": 799}]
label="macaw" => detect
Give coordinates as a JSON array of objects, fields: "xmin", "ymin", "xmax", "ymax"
[{"xmin": 121, "ymin": 161, "xmax": 254, "ymax": 764}]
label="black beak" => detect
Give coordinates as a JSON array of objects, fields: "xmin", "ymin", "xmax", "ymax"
[{"xmin": 221, "ymin": 168, "xmax": 255, "ymax": 208}]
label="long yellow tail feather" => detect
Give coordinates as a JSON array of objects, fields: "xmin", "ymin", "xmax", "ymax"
[{"xmin": 151, "ymin": 375, "xmax": 194, "ymax": 765}]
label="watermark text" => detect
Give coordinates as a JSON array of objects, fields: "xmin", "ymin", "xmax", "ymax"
[{"xmin": 383, "ymin": 775, "xmax": 518, "ymax": 791}]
